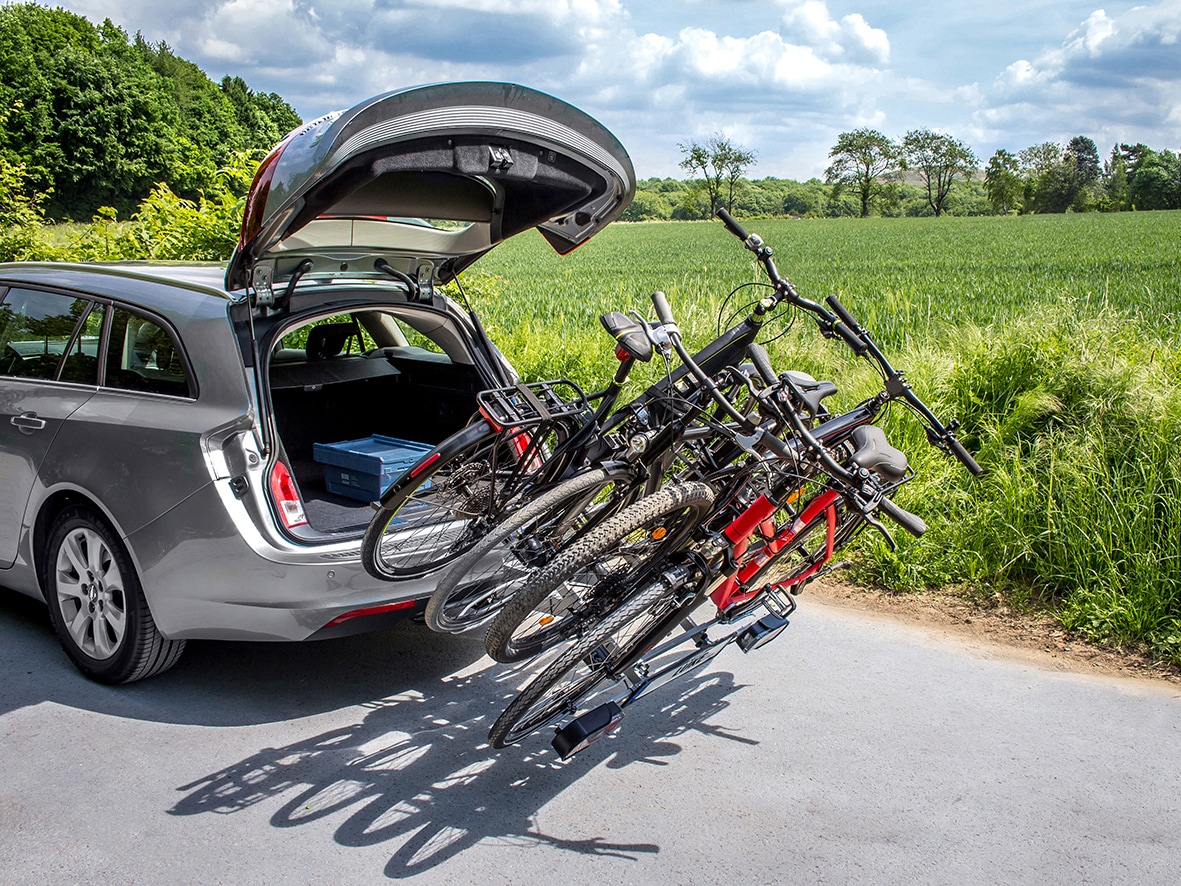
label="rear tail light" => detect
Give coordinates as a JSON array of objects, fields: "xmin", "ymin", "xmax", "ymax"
[{"xmin": 269, "ymin": 460, "xmax": 308, "ymax": 528}]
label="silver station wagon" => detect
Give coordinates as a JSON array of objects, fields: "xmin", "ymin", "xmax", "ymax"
[{"xmin": 0, "ymin": 81, "xmax": 635, "ymax": 682}]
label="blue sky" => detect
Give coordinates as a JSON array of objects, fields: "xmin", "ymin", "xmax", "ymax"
[{"xmin": 50, "ymin": 0, "xmax": 1181, "ymax": 179}]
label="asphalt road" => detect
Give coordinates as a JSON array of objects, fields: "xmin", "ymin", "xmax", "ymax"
[{"xmin": 2, "ymin": 585, "xmax": 1179, "ymax": 885}]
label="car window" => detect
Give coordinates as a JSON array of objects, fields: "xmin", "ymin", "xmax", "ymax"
[
  {"xmin": 58, "ymin": 302, "xmax": 106, "ymax": 384},
  {"xmin": 105, "ymin": 308, "xmax": 194, "ymax": 398},
  {"xmin": 0, "ymin": 288, "xmax": 92, "ymax": 380}
]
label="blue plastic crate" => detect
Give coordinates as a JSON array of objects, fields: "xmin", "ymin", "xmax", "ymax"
[{"xmin": 313, "ymin": 434, "xmax": 434, "ymax": 501}]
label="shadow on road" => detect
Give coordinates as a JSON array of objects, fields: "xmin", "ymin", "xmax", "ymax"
[
  {"xmin": 168, "ymin": 659, "xmax": 756, "ymax": 877},
  {"xmin": 3, "ymin": 585, "xmax": 760, "ymax": 876},
  {"xmin": 0, "ymin": 585, "xmax": 488, "ymax": 725}
]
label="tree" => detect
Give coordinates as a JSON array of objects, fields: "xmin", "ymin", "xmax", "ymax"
[
  {"xmin": 1127, "ymin": 148, "xmax": 1181, "ymax": 210},
  {"xmin": 0, "ymin": 3, "xmax": 302, "ymax": 219},
  {"xmin": 899, "ymin": 129, "xmax": 979, "ymax": 217},
  {"xmin": 677, "ymin": 134, "xmax": 756, "ymax": 216},
  {"xmin": 1018, "ymin": 136, "xmax": 1104, "ymax": 213},
  {"xmin": 1101, "ymin": 145, "xmax": 1129, "ymax": 211},
  {"xmin": 825, "ymin": 128, "xmax": 897, "ymax": 218},
  {"xmin": 1064, "ymin": 135, "xmax": 1101, "ymax": 211},
  {"xmin": 618, "ymin": 189, "xmax": 671, "ymax": 221},
  {"xmin": 984, "ymin": 149, "xmax": 1023, "ymax": 214},
  {"xmin": 1066, "ymin": 136, "xmax": 1100, "ymax": 187}
]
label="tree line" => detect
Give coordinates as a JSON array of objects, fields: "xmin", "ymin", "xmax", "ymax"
[
  {"xmin": 0, "ymin": 2, "xmax": 300, "ymax": 221},
  {"xmin": 628, "ymin": 129, "xmax": 1180, "ymax": 221}
]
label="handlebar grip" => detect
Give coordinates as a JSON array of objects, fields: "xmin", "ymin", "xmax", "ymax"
[
  {"xmin": 650, "ymin": 290, "xmax": 675, "ymax": 327},
  {"xmin": 834, "ymin": 321, "xmax": 868, "ymax": 355},
  {"xmin": 877, "ymin": 496, "xmax": 927, "ymax": 538},
  {"xmin": 755, "ymin": 427, "xmax": 794, "ymax": 460},
  {"xmin": 948, "ymin": 435, "xmax": 984, "ymax": 476},
  {"xmin": 716, "ymin": 208, "xmax": 750, "ymax": 242},
  {"xmin": 746, "ymin": 343, "xmax": 778, "ymax": 386},
  {"xmin": 826, "ymin": 294, "xmax": 861, "ymax": 330}
]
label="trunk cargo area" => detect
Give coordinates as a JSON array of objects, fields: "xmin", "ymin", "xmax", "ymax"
[{"xmin": 269, "ymin": 346, "xmax": 483, "ymax": 533}]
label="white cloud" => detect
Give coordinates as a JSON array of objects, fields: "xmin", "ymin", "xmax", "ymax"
[
  {"xmin": 41, "ymin": 0, "xmax": 1181, "ymax": 178},
  {"xmin": 977, "ymin": 0, "xmax": 1181, "ymax": 149},
  {"xmin": 778, "ymin": 0, "xmax": 890, "ymax": 65}
]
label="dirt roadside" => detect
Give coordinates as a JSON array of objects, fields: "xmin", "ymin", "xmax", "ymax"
[{"xmin": 805, "ymin": 580, "xmax": 1181, "ymax": 687}]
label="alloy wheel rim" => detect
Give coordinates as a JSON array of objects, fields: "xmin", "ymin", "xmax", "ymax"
[{"xmin": 55, "ymin": 527, "xmax": 127, "ymax": 660}]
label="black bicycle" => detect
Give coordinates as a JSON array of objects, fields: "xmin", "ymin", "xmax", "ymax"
[
  {"xmin": 487, "ymin": 209, "xmax": 981, "ymax": 753},
  {"xmin": 360, "ymin": 311, "xmax": 661, "ymax": 582}
]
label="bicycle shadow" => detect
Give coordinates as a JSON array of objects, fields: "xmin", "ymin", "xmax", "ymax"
[{"xmin": 169, "ymin": 659, "xmax": 756, "ymax": 878}]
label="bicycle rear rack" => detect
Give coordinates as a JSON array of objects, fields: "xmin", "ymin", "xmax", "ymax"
[{"xmin": 477, "ymin": 379, "xmax": 592, "ymax": 430}]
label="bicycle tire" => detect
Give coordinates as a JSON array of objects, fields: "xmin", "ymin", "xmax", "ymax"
[
  {"xmin": 484, "ymin": 481, "xmax": 715, "ymax": 663},
  {"xmin": 361, "ymin": 424, "xmax": 511, "ymax": 581},
  {"xmin": 488, "ymin": 579, "xmax": 675, "ymax": 749},
  {"xmin": 422, "ymin": 465, "xmax": 635, "ymax": 633}
]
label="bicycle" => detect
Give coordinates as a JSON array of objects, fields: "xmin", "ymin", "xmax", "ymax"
[
  {"xmin": 486, "ymin": 208, "xmax": 981, "ymax": 754},
  {"xmin": 360, "ymin": 311, "xmax": 662, "ymax": 581},
  {"xmin": 413, "ymin": 275, "xmax": 818, "ymax": 631}
]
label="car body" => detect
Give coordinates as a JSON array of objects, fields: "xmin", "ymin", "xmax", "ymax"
[{"xmin": 0, "ymin": 81, "xmax": 635, "ymax": 682}]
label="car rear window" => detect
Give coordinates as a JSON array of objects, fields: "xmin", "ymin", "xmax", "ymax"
[{"xmin": 105, "ymin": 308, "xmax": 194, "ymax": 398}]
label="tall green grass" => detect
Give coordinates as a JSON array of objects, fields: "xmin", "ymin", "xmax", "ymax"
[{"xmin": 468, "ymin": 212, "xmax": 1181, "ymax": 662}]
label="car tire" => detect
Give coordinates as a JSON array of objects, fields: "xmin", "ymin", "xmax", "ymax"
[{"xmin": 44, "ymin": 506, "xmax": 185, "ymax": 683}]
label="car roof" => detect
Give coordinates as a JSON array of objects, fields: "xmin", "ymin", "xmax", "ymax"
[
  {"xmin": 0, "ymin": 262, "xmax": 231, "ymax": 302},
  {"xmin": 0, "ymin": 261, "xmax": 459, "ymax": 324}
]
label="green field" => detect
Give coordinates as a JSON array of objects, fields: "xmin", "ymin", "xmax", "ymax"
[{"xmin": 467, "ymin": 212, "xmax": 1181, "ymax": 663}]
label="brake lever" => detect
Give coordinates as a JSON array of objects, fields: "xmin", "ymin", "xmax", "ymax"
[
  {"xmin": 629, "ymin": 309, "xmax": 675, "ymax": 357},
  {"xmin": 861, "ymin": 511, "xmax": 898, "ymax": 552}
]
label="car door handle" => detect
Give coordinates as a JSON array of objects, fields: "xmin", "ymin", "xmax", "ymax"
[{"xmin": 11, "ymin": 412, "xmax": 47, "ymax": 433}]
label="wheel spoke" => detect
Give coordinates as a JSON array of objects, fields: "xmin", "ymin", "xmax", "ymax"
[
  {"xmin": 67, "ymin": 605, "xmax": 93, "ymax": 647},
  {"xmin": 103, "ymin": 594, "xmax": 127, "ymax": 636},
  {"xmin": 92, "ymin": 615, "xmax": 116, "ymax": 658},
  {"xmin": 61, "ymin": 531, "xmax": 89, "ymax": 580}
]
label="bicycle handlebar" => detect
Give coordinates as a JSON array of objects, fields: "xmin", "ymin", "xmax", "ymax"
[
  {"xmin": 651, "ymin": 290, "xmax": 676, "ymax": 328},
  {"xmin": 716, "ymin": 207, "xmax": 752, "ymax": 243},
  {"xmin": 877, "ymin": 495, "xmax": 927, "ymax": 538},
  {"xmin": 715, "ymin": 209, "xmax": 982, "ymax": 477},
  {"xmin": 745, "ymin": 342, "xmax": 779, "ymax": 387}
]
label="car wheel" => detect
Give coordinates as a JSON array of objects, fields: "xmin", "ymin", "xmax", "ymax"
[{"xmin": 45, "ymin": 506, "xmax": 184, "ymax": 683}]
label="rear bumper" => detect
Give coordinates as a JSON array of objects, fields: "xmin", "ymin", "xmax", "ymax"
[{"xmin": 127, "ymin": 482, "xmax": 439, "ymax": 641}]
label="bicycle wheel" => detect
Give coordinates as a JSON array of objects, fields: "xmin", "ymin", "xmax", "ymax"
[
  {"xmin": 422, "ymin": 466, "xmax": 636, "ymax": 634},
  {"xmin": 484, "ymin": 481, "xmax": 715, "ymax": 663},
  {"xmin": 361, "ymin": 424, "xmax": 514, "ymax": 581},
  {"xmin": 488, "ymin": 579, "xmax": 676, "ymax": 749}
]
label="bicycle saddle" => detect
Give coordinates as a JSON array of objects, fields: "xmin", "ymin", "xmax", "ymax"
[
  {"xmin": 600, "ymin": 311, "xmax": 654, "ymax": 362},
  {"xmin": 781, "ymin": 370, "xmax": 839, "ymax": 418},
  {"xmin": 850, "ymin": 425, "xmax": 909, "ymax": 482}
]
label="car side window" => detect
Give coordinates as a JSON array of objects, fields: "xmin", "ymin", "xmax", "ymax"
[
  {"xmin": 104, "ymin": 308, "xmax": 194, "ymax": 398},
  {"xmin": 0, "ymin": 288, "xmax": 93, "ymax": 381},
  {"xmin": 58, "ymin": 302, "xmax": 106, "ymax": 384}
]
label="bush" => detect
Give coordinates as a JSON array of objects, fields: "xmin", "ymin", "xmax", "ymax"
[
  {"xmin": 0, "ymin": 153, "xmax": 48, "ymax": 261},
  {"xmin": 860, "ymin": 302, "xmax": 1181, "ymax": 662}
]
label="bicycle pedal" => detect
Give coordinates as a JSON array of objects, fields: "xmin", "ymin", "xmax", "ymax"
[
  {"xmin": 551, "ymin": 702, "xmax": 624, "ymax": 760},
  {"xmin": 736, "ymin": 613, "xmax": 790, "ymax": 653}
]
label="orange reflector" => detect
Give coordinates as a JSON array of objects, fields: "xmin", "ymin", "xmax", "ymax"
[
  {"xmin": 539, "ymin": 615, "xmax": 555, "ymax": 626},
  {"xmin": 652, "ymin": 526, "xmax": 668, "ymax": 540}
]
